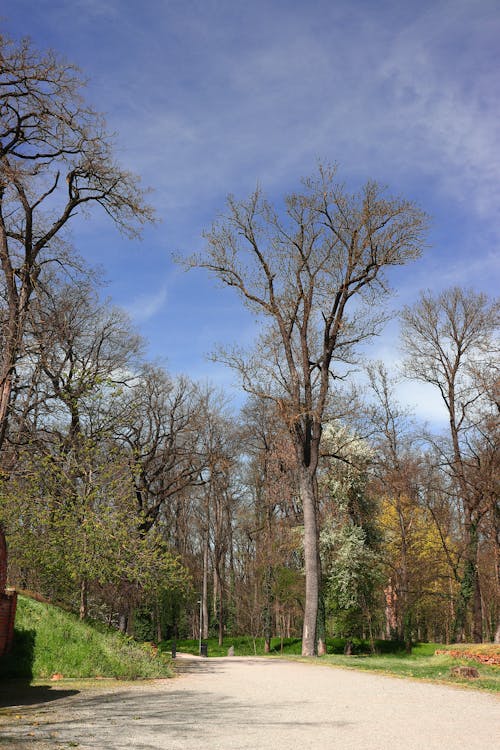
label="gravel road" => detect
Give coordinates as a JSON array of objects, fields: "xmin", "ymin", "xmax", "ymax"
[{"xmin": 1, "ymin": 655, "xmax": 498, "ymax": 749}]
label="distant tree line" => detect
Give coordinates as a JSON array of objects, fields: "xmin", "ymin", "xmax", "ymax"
[{"xmin": 1, "ymin": 32, "xmax": 498, "ymax": 648}]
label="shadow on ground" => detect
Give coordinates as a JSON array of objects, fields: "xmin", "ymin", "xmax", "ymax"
[
  {"xmin": 0, "ymin": 683, "xmax": 353, "ymax": 749},
  {"xmin": 172, "ymin": 657, "xmax": 225, "ymax": 676},
  {"xmin": 0, "ymin": 627, "xmax": 79, "ymax": 708},
  {"xmin": 0, "ymin": 681, "xmax": 79, "ymax": 708}
]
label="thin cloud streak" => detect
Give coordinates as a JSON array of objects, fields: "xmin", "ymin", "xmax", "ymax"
[{"xmin": 125, "ymin": 286, "xmax": 168, "ymax": 323}]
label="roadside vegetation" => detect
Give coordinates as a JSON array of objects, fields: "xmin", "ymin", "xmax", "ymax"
[
  {"xmin": 160, "ymin": 638, "xmax": 499, "ymax": 692},
  {"xmin": 160, "ymin": 636, "xmax": 407, "ymax": 657},
  {"xmin": 1, "ymin": 595, "xmax": 497, "ymax": 692},
  {"xmin": 317, "ymin": 645, "xmax": 499, "ymax": 693},
  {"xmin": 0, "ymin": 596, "xmax": 172, "ymax": 681}
]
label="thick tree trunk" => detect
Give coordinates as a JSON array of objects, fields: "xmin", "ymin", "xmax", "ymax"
[
  {"xmin": 299, "ymin": 466, "xmax": 319, "ymax": 656},
  {"xmin": 202, "ymin": 526, "xmax": 209, "ymax": 639},
  {"xmin": 472, "ymin": 566, "xmax": 483, "ymax": 643},
  {"xmin": 453, "ymin": 520, "xmax": 482, "ymax": 642},
  {"xmin": 316, "ymin": 576, "xmax": 327, "ymax": 655}
]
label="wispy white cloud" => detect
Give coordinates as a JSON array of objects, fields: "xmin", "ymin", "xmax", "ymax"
[
  {"xmin": 125, "ymin": 284, "xmax": 168, "ymax": 322},
  {"xmin": 374, "ymin": 1, "xmax": 500, "ymax": 218}
]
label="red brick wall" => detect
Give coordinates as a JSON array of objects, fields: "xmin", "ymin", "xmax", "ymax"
[
  {"xmin": 0, "ymin": 526, "xmax": 17, "ymax": 656},
  {"xmin": 0, "ymin": 591, "xmax": 17, "ymax": 656}
]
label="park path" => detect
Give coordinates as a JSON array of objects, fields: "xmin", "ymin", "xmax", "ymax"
[{"xmin": 0, "ymin": 655, "xmax": 498, "ymax": 749}]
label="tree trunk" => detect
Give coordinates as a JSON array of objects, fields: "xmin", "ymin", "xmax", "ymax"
[
  {"xmin": 263, "ymin": 563, "xmax": 272, "ymax": 653},
  {"xmin": 494, "ymin": 621, "xmax": 500, "ymax": 644},
  {"xmin": 453, "ymin": 519, "xmax": 482, "ymax": 642},
  {"xmin": 155, "ymin": 599, "xmax": 162, "ymax": 643},
  {"xmin": 118, "ymin": 611, "xmax": 128, "ymax": 634},
  {"xmin": 299, "ymin": 466, "xmax": 319, "ymax": 656},
  {"xmin": 472, "ymin": 564, "xmax": 483, "ymax": 643},
  {"xmin": 218, "ymin": 587, "xmax": 224, "ymax": 647},
  {"xmin": 316, "ymin": 583, "xmax": 327, "ymax": 655},
  {"xmin": 202, "ymin": 527, "xmax": 209, "ymax": 639},
  {"xmin": 79, "ymin": 578, "xmax": 88, "ymax": 620},
  {"xmin": 0, "ymin": 372, "xmax": 13, "ymax": 451}
]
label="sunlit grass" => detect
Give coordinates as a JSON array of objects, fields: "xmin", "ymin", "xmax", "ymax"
[
  {"xmin": 0, "ymin": 595, "xmax": 173, "ymax": 681},
  {"xmin": 309, "ymin": 649, "xmax": 499, "ymax": 692}
]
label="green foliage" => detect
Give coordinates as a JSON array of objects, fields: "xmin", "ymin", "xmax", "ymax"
[
  {"xmin": 159, "ymin": 636, "xmax": 303, "ymax": 657},
  {"xmin": 318, "ymin": 649, "xmax": 499, "ymax": 692},
  {"xmin": 0, "ymin": 447, "xmax": 191, "ymax": 614},
  {"xmin": 321, "ymin": 521, "xmax": 384, "ymax": 638},
  {"xmin": 158, "ymin": 636, "xmax": 406, "ymax": 658},
  {"xmin": 0, "ymin": 596, "xmax": 173, "ymax": 680},
  {"xmin": 320, "ymin": 422, "xmax": 384, "ymax": 639}
]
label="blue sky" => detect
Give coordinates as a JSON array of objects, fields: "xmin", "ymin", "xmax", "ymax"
[{"xmin": 3, "ymin": 0, "xmax": 499, "ymax": 424}]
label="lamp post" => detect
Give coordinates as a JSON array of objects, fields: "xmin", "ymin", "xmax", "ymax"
[{"xmin": 198, "ymin": 597, "xmax": 202, "ymax": 656}]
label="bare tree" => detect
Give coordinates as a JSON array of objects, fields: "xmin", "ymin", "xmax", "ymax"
[
  {"xmin": 187, "ymin": 164, "xmax": 427, "ymax": 654},
  {"xmin": 113, "ymin": 366, "xmax": 202, "ymax": 538},
  {"xmin": 193, "ymin": 388, "xmax": 241, "ymax": 646},
  {"xmin": 366, "ymin": 363, "xmax": 425, "ymax": 648},
  {"xmin": 240, "ymin": 395, "xmax": 301, "ymax": 651},
  {"xmin": 401, "ymin": 287, "xmax": 499, "ymax": 642},
  {"xmin": 0, "ymin": 33, "xmax": 154, "ymax": 450}
]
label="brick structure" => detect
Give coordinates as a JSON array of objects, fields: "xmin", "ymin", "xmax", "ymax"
[{"xmin": 0, "ymin": 525, "xmax": 17, "ymax": 656}]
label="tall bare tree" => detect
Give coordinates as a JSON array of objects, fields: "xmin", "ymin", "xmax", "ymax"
[
  {"xmin": 188, "ymin": 164, "xmax": 427, "ymax": 654},
  {"xmin": 401, "ymin": 287, "xmax": 499, "ymax": 642},
  {"xmin": 113, "ymin": 366, "xmax": 202, "ymax": 538},
  {"xmin": 366, "ymin": 363, "xmax": 425, "ymax": 648},
  {"xmin": 0, "ymin": 33, "xmax": 154, "ymax": 451}
]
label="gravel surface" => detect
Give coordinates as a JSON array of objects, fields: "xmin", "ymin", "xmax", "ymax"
[{"xmin": 0, "ymin": 655, "xmax": 498, "ymax": 749}]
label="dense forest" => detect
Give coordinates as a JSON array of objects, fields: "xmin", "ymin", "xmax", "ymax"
[{"xmin": 1, "ymin": 33, "xmax": 498, "ymax": 652}]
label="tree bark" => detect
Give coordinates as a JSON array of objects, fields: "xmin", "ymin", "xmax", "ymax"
[
  {"xmin": 300, "ymin": 466, "xmax": 319, "ymax": 656},
  {"xmin": 79, "ymin": 578, "xmax": 88, "ymax": 620},
  {"xmin": 202, "ymin": 517, "xmax": 209, "ymax": 639}
]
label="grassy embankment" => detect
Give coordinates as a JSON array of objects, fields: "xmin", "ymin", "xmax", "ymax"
[
  {"xmin": 0, "ymin": 595, "xmax": 173, "ymax": 681},
  {"xmin": 161, "ymin": 637, "xmax": 500, "ymax": 692}
]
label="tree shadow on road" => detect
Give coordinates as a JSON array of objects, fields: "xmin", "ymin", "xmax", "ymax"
[
  {"xmin": 19, "ymin": 684, "xmax": 354, "ymax": 749},
  {"xmin": 172, "ymin": 657, "xmax": 225, "ymax": 676},
  {"xmin": 0, "ymin": 681, "xmax": 79, "ymax": 708}
]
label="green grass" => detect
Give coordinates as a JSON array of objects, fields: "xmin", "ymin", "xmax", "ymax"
[
  {"xmin": 160, "ymin": 635, "xmax": 304, "ymax": 657},
  {"xmin": 0, "ymin": 595, "xmax": 173, "ymax": 681},
  {"xmin": 159, "ymin": 635, "xmax": 407, "ymax": 658},
  {"xmin": 314, "ymin": 648, "xmax": 499, "ymax": 692},
  {"xmin": 160, "ymin": 636, "xmax": 499, "ymax": 692}
]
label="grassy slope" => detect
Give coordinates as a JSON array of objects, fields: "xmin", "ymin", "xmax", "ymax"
[
  {"xmin": 161, "ymin": 637, "xmax": 499, "ymax": 692},
  {"xmin": 0, "ymin": 595, "xmax": 173, "ymax": 680}
]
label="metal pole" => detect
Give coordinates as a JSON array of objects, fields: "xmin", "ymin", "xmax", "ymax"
[{"xmin": 198, "ymin": 597, "xmax": 202, "ymax": 655}]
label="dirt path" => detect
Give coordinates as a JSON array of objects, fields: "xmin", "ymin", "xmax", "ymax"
[{"xmin": 0, "ymin": 655, "xmax": 498, "ymax": 749}]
